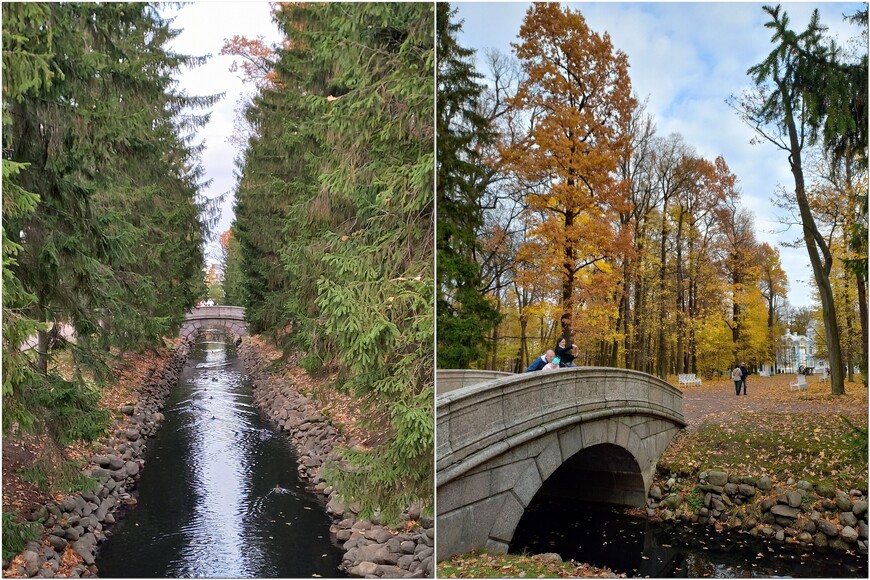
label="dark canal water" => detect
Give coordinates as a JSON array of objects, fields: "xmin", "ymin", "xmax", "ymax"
[
  {"xmin": 95, "ymin": 336, "xmax": 345, "ymax": 578},
  {"xmin": 511, "ymin": 497, "xmax": 868, "ymax": 577}
]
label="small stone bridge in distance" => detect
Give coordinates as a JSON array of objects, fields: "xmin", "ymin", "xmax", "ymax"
[
  {"xmin": 436, "ymin": 367, "xmax": 685, "ymax": 560},
  {"xmin": 180, "ymin": 306, "xmax": 248, "ymax": 341}
]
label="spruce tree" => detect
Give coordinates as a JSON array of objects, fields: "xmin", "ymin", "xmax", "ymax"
[
  {"xmin": 230, "ymin": 2, "xmax": 435, "ymax": 523},
  {"xmin": 436, "ymin": 3, "xmax": 502, "ymax": 369},
  {"xmin": 2, "ymin": 3, "xmax": 210, "ymax": 454}
]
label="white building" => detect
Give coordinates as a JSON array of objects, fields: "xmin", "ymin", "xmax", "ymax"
[{"xmin": 773, "ymin": 328, "xmax": 827, "ymax": 374}]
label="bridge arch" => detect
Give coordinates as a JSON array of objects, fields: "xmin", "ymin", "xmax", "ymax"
[
  {"xmin": 435, "ymin": 367, "xmax": 685, "ymax": 560},
  {"xmin": 179, "ymin": 306, "xmax": 248, "ymax": 342}
]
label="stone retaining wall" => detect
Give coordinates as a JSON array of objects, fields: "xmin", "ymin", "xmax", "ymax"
[
  {"xmin": 237, "ymin": 343, "xmax": 435, "ymax": 578},
  {"xmin": 4, "ymin": 340, "xmax": 192, "ymax": 578},
  {"xmin": 648, "ymin": 469, "xmax": 868, "ymax": 555}
]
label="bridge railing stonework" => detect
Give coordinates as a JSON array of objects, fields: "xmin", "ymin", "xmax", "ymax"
[
  {"xmin": 179, "ymin": 306, "xmax": 248, "ymax": 341},
  {"xmin": 435, "ymin": 369, "xmax": 514, "ymax": 394},
  {"xmin": 436, "ymin": 367, "xmax": 685, "ymax": 560}
]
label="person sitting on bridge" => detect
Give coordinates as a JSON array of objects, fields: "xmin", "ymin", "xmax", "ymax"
[
  {"xmin": 526, "ymin": 350, "xmax": 556, "ymax": 372},
  {"xmin": 554, "ymin": 337, "xmax": 577, "ymax": 367},
  {"xmin": 542, "ymin": 356, "xmax": 561, "ymax": 371}
]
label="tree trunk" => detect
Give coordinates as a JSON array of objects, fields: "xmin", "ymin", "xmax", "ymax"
[
  {"xmin": 635, "ymin": 277, "xmax": 646, "ymax": 372},
  {"xmin": 36, "ymin": 328, "xmax": 49, "ymax": 375},
  {"xmin": 675, "ymin": 212, "xmax": 685, "ymax": 373},
  {"xmin": 846, "ymin": 289, "xmax": 854, "ymax": 383},
  {"xmin": 520, "ymin": 314, "xmax": 528, "ymax": 370},
  {"xmin": 656, "ymin": 207, "xmax": 669, "ymax": 380},
  {"xmin": 780, "ymin": 80, "xmax": 845, "ymax": 395},
  {"xmin": 489, "ymin": 323, "xmax": 499, "ymax": 371},
  {"xmin": 857, "ymin": 274, "xmax": 868, "ymax": 386},
  {"xmin": 100, "ymin": 308, "xmax": 111, "ymax": 352},
  {"xmin": 513, "ymin": 344, "xmax": 524, "ymax": 374}
]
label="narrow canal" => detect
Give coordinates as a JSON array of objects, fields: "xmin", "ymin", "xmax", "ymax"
[
  {"xmin": 95, "ymin": 336, "xmax": 345, "ymax": 577},
  {"xmin": 510, "ymin": 497, "xmax": 867, "ymax": 577}
]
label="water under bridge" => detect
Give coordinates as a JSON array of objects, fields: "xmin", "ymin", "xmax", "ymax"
[
  {"xmin": 435, "ymin": 367, "xmax": 685, "ymax": 560},
  {"xmin": 180, "ymin": 305, "xmax": 248, "ymax": 341}
]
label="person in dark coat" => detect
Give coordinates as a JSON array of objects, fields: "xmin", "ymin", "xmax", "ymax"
[
  {"xmin": 739, "ymin": 362, "xmax": 748, "ymax": 395},
  {"xmin": 555, "ymin": 337, "xmax": 577, "ymax": 367},
  {"xmin": 526, "ymin": 350, "xmax": 556, "ymax": 372},
  {"xmin": 730, "ymin": 365, "xmax": 743, "ymax": 395}
]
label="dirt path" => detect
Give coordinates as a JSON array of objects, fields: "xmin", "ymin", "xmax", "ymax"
[{"xmin": 678, "ymin": 372, "xmax": 867, "ymax": 429}]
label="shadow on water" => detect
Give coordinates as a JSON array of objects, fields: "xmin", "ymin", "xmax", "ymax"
[
  {"xmin": 95, "ymin": 336, "xmax": 345, "ymax": 578},
  {"xmin": 510, "ymin": 497, "xmax": 867, "ymax": 578}
]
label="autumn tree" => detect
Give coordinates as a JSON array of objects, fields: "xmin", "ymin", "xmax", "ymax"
[
  {"xmin": 732, "ymin": 5, "xmax": 866, "ymax": 394},
  {"xmin": 472, "ymin": 49, "xmax": 531, "ymax": 370},
  {"xmin": 715, "ymin": 195, "xmax": 763, "ymax": 361},
  {"xmin": 502, "ymin": 3, "xmax": 636, "ymax": 345},
  {"xmin": 756, "ymin": 242, "xmax": 790, "ymax": 364}
]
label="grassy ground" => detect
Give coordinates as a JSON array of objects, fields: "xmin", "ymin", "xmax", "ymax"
[
  {"xmin": 438, "ymin": 551, "xmax": 624, "ymax": 578},
  {"xmin": 659, "ymin": 410, "xmax": 868, "ymax": 490},
  {"xmin": 662, "ymin": 373, "xmax": 868, "ymax": 492},
  {"xmin": 438, "ymin": 372, "xmax": 868, "ymax": 578}
]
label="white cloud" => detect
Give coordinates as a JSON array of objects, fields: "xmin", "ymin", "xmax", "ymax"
[
  {"xmin": 456, "ymin": 1, "xmax": 865, "ymax": 309},
  {"xmin": 163, "ymin": 2, "xmax": 281, "ymax": 263}
]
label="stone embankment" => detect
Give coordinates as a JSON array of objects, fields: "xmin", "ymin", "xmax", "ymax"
[
  {"xmin": 4, "ymin": 341, "xmax": 192, "ymax": 578},
  {"xmin": 238, "ymin": 344, "xmax": 435, "ymax": 578},
  {"xmin": 648, "ymin": 469, "xmax": 868, "ymax": 555}
]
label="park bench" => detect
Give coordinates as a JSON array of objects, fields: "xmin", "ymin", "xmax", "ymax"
[
  {"xmin": 678, "ymin": 373, "xmax": 702, "ymax": 387},
  {"xmin": 758, "ymin": 370, "xmax": 770, "ymax": 377},
  {"xmin": 789, "ymin": 374, "xmax": 808, "ymax": 391}
]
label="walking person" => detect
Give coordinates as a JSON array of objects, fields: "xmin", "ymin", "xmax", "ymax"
[
  {"xmin": 731, "ymin": 365, "xmax": 742, "ymax": 395},
  {"xmin": 739, "ymin": 362, "xmax": 748, "ymax": 395}
]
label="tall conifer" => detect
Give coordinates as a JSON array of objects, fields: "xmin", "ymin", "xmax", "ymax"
[
  {"xmin": 436, "ymin": 3, "xmax": 502, "ymax": 369},
  {"xmin": 230, "ymin": 3, "xmax": 434, "ymax": 522},
  {"xmin": 3, "ymin": 2, "xmax": 210, "ymax": 449}
]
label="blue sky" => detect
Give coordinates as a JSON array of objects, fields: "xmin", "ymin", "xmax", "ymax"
[{"xmin": 454, "ymin": 2, "xmax": 866, "ymax": 309}]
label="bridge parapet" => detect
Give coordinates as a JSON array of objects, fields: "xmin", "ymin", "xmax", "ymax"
[
  {"xmin": 180, "ymin": 306, "xmax": 248, "ymax": 341},
  {"xmin": 435, "ymin": 369, "xmax": 513, "ymax": 394},
  {"xmin": 184, "ymin": 306, "xmax": 246, "ymax": 321},
  {"xmin": 438, "ymin": 367, "xmax": 684, "ymax": 481},
  {"xmin": 436, "ymin": 367, "xmax": 685, "ymax": 559}
]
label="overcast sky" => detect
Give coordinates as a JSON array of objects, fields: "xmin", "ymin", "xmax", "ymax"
[
  {"xmin": 163, "ymin": 2, "xmax": 281, "ymax": 266},
  {"xmin": 162, "ymin": 2, "xmax": 864, "ymax": 310},
  {"xmin": 454, "ymin": 1, "xmax": 865, "ymax": 310}
]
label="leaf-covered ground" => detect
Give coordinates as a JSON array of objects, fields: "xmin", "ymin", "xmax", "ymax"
[
  {"xmin": 664, "ymin": 373, "xmax": 868, "ymax": 491},
  {"xmin": 439, "ymin": 373, "xmax": 867, "ymax": 577},
  {"xmin": 2, "ymin": 341, "xmax": 176, "ymax": 575},
  {"xmin": 438, "ymin": 551, "xmax": 625, "ymax": 578},
  {"xmin": 243, "ymin": 336, "xmax": 375, "ymax": 446}
]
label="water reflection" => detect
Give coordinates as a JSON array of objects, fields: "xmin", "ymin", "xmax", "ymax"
[
  {"xmin": 95, "ymin": 337, "xmax": 344, "ymax": 578},
  {"xmin": 510, "ymin": 497, "xmax": 867, "ymax": 578}
]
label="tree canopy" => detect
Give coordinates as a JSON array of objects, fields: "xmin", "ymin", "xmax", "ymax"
[
  {"xmin": 2, "ymin": 2, "xmax": 210, "ymax": 451},
  {"xmin": 225, "ymin": 2, "xmax": 434, "ymax": 523}
]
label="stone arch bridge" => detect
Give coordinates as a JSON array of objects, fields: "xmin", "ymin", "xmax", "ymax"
[
  {"xmin": 180, "ymin": 306, "xmax": 248, "ymax": 342},
  {"xmin": 436, "ymin": 367, "xmax": 685, "ymax": 560}
]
